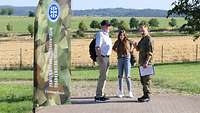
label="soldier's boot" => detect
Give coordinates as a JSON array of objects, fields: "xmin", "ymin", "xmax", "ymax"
[{"xmin": 138, "ymin": 93, "xmax": 150, "ymax": 102}]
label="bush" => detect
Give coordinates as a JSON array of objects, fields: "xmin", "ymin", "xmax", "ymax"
[
  {"xmin": 90, "ymin": 20, "xmax": 100, "ymax": 30},
  {"xmin": 139, "ymin": 20, "xmax": 149, "ymax": 27},
  {"xmin": 169, "ymin": 18, "xmax": 177, "ymax": 29},
  {"xmin": 78, "ymin": 21, "xmax": 87, "ymax": 32},
  {"xmin": 27, "ymin": 24, "xmax": 34, "ymax": 37},
  {"xmin": 130, "ymin": 17, "xmax": 139, "ymax": 30},
  {"xmin": 6, "ymin": 23, "xmax": 13, "ymax": 32},
  {"xmin": 28, "ymin": 11, "xmax": 35, "ymax": 17},
  {"xmin": 109, "ymin": 30, "xmax": 115, "ymax": 38},
  {"xmin": 118, "ymin": 20, "xmax": 129, "ymax": 31},
  {"xmin": 110, "ymin": 18, "xmax": 119, "ymax": 29},
  {"xmin": 72, "ymin": 34, "xmax": 78, "ymax": 38},
  {"xmin": 148, "ymin": 18, "xmax": 159, "ymax": 28},
  {"xmin": 76, "ymin": 30, "xmax": 85, "ymax": 37},
  {"xmin": 8, "ymin": 8, "xmax": 14, "ymax": 16}
]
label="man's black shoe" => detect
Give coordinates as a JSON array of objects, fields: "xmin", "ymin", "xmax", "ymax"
[
  {"xmin": 138, "ymin": 95, "xmax": 150, "ymax": 102},
  {"xmin": 94, "ymin": 96, "xmax": 101, "ymax": 102},
  {"xmin": 102, "ymin": 96, "xmax": 110, "ymax": 101},
  {"xmin": 94, "ymin": 96, "xmax": 109, "ymax": 102}
]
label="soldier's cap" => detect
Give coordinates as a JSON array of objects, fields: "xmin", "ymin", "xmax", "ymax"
[{"xmin": 101, "ymin": 20, "xmax": 111, "ymax": 26}]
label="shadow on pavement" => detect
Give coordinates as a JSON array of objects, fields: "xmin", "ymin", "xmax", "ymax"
[{"xmin": 71, "ymin": 96, "xmax": 138, "ymax": 104}]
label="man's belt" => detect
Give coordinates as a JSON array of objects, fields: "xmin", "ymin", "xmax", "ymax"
[{"xmin": 101, "ymin": 55, "xmax": 109, "ymax": 57}]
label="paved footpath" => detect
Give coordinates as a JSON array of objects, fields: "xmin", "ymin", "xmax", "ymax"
[{"xmin": 36, "ymin": 95, "xmax": 200, "ymax": 113}]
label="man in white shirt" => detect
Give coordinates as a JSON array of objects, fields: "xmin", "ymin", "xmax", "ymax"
[{"xmin": 95, "ymin": 20, "xmax": 112, "ymax": 102}]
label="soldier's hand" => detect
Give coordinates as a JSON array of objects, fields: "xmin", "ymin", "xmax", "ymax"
[{"xmin": 143, "ymin": 63, "xmax": 148, "ymax": 68}]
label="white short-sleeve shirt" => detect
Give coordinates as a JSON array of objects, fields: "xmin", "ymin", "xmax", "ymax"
[{"xmin": 95, "ymin": 30, "xmax": 112, "ymax": 56}]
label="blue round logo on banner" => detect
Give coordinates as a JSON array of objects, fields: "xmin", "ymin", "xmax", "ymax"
[{"xmin": 48, "ymin": 2, "xmax": 60, "ymax": 22}]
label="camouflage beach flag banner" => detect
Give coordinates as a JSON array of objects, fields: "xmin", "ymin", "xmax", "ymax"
[{"xmin": 33, "ymin": 0, "xmax": 71, "ymax": 108}]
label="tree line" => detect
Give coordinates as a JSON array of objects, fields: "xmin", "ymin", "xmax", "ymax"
[
  {"xmin": 75, "ymin": 17, "xmax": 177, "ymax": 37},
  {"xmin": 73, "ymin": 8, "xmax": 169, "ymax": 17},
  {"xmin": 0, "ymin": 8, "xmax": 14, "ymax": 15},
  {"xmin": 0, "ymin": 8, "xmax": 35, "ymax": 17}
]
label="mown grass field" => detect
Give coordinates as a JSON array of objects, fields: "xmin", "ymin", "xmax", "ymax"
[
  {"xmin": 0, "ymin": 70, "xmax": 33, "ymax": 81},
  {"xmin": 72, "ymin": 63, "xmax": 200, "ymax": 95},
  {"xmin": 0, "ymin": 63, "xmax": 199, "ymax": 92},
  {"xmin": 0, "ymin": 16, "xmax": 186, "ymax": 33},
  {"xmin": 0, "ymin": 84, "xmax": 33, "ymax": 113},
  {"xmin": 0, "ymin": 16, "xmax": 34, "ymax": 33}
]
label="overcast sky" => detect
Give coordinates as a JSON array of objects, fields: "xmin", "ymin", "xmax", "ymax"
[{"xmin": 0, "ymin": 0, "xmax": 176, "ymax": 10}]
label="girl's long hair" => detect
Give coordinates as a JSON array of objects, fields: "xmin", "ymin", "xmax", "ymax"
[{"xmin": 117, "ymin": 30, "xmax": 129, "ymax": 54}]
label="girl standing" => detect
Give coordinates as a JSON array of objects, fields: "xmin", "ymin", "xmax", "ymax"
[{"xmin": 113, "ymin": 30, "xmax": 134, "ymax": 98}]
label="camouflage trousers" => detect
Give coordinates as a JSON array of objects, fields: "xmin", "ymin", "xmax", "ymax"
[{"xmin": 140, "ymin": 75, "xmax": 152, "ymax": 96}]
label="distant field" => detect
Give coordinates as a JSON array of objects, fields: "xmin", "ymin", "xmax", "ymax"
[
  {"xmin": 0, "ymin": 36, "xmax": 200, "ymax": 69},
  {"xmin": 0, "ymin": 16, "xmax": 34, "ymax": 33},
  {"xmin": 0, "ymin": 16, "xmax": 186, "ymax": 33}
]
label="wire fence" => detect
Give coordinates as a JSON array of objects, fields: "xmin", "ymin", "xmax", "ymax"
[
  {"xmin": 153, "ymin": 44, "xmax": 200, "ymax": 63},
  {"xmin": 72, "ymin": 43, "xmax": 200, "ymax": 66},
  {"xmin": 0, "ymin": 48, "xmax": 33, "ymax": 69},
  {"xmin": 0, "ymin": 44, "xmax": 199, "ymax": 69}
]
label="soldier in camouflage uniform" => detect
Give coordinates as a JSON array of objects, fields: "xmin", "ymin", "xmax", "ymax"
[
  {"xmin": 34, "ymin": 0, "xmax": 71, "ymax": 110},
  {"xmin": 134, "ymin": 24, "xmax": 153, "ymax": 102}
]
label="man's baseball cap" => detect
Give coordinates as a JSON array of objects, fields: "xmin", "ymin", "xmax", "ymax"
[{"xmin": 101, "ymin": 20, "xmax": 111, "ymax": 26}]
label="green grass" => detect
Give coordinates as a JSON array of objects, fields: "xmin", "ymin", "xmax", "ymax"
[
  {"xmin": 0, "ymin": 84, "xmax": 33, "ymax": 113},
  {"xmin": 71, "ymin": 67, "xmax": 139, "ymax": 81},
  {"xmin": 0, "ymin": 101, "xmax": 32, "ymax": 113},
  {"xmin": 154, "ymin": 63, "xmax": 200, "ymax": 94},
  {"xmin": 0, "ymin": 84, "xmax": 33, "ymax": 102},
  {"xmin": 0, "ymin": 16, "xmax": 186, "ymax": 33},
  {"xmin": 0, "ymin": 70, "xmax": 33, "ymax": 81},
  {"xmin": 0, "ymin": 16, "xmax": 34, "ymax": 33},
  {"xmin": 1, "ymin": 63, "xmax": 199, "ymax": 93},
  {"xmin": 72, "ymin": 63, "xmax": 200, "ymax": 94},
  {"xmin": 0, "ymin": 63, "xmax": 200, "ymax": 113},
  {"xmin": 0, "ymin": 63, "xmax": 200, "ymax": 93}
]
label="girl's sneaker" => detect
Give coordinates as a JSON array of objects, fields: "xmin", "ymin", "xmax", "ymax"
[
  {"xmin": 117, "ymin": 91, "xmax": 124, "ymax": 98},
  {"xmin": 128, "ymin": 92, "xmax": 134, "ymax": 98}
]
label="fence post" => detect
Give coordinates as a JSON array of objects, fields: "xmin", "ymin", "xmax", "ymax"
[
  {"xmin": 161, "ymin": 45, "xmax": 164, "ymax": 63},
  {"xmin": 196, "ymin": 44, "xmax": 199, "ymax": 62},
  {"xmin": 20, "ymin": 48, "xmax": 22, "ymax": 69}
]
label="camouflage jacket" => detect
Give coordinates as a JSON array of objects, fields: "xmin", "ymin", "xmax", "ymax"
[{"xmin": 136, "ymin": 35, "xmax": 153, "ymax": 65}]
